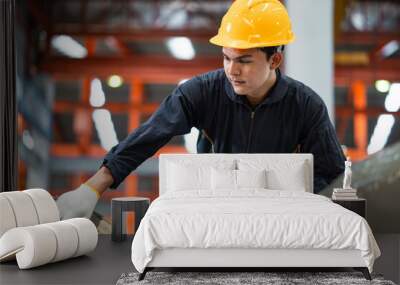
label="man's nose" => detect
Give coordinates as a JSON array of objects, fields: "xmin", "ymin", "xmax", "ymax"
[{"xmin": 228, "ymin": 61, "xmax": 240, "ymax": 76}]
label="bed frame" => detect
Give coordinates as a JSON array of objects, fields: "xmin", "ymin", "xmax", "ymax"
[{"xmin": 138, "ymin": 154, "xmax": 371, "ymax": 281}]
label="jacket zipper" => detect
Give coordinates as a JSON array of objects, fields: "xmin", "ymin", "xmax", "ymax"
[
  {"xmin": 202, "ymin": 130, "xmax": 215, "ymax": 153},
  {"xmin": 246, "ymin": 111, "xmax": 255, "ymax": 152}
]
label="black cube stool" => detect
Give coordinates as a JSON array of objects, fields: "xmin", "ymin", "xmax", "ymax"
[{"xmin": 111, "ymin": 197, "xmax": 150, "ymax": 242}]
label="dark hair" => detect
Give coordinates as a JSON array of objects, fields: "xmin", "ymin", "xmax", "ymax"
[{"xmin": 259, "ymin": 45, "xmax": 285, "ymax": 59}]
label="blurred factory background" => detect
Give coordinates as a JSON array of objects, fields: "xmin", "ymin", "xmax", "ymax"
[
  {"xmin": 15, "ymin": 0, "xmax": 229, "ymax": 223},
  {"xmin": 14, "ymin": 0, "xmax": 400, "ymax": 218},
  {"xmin": 10, "ymin": 1, "xmax": 400, "ymax": 277}
]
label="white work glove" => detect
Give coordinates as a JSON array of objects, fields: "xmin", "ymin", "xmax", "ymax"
[{"xmin": 56, "ymin": 184, "xmax": 100, "ymax": 220}]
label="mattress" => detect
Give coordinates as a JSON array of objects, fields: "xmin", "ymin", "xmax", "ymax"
[{"xmin": 131, "ymin": 190, "xmax": 380, "ymax": 273}]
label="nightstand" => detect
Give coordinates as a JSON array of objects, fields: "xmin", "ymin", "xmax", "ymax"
[
  {"xmin": 332, "ymin": 198, "xmax": 366, "ymax": 218},
  {"xmin": 111, "ymin": 197, "xmax": 150, "ymax": 242}
]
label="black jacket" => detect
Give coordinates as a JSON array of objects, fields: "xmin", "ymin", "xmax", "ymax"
[{"xmin": 103, "ymin": 69, "xmax": 345, "ymax": 193}]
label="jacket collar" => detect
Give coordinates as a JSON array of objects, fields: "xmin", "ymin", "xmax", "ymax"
[{"xmin": 224, "ymin": 69, "xmax": 289, "ymax": 107}]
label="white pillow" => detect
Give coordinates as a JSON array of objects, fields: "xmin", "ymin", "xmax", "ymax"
[
  {"xmin": 236, "ymin": 169, "xmax": 267, "ymax": 188},
  {"xmin": 211, "ymin": 168, "xmax": 236, "ymax": 190},
  {"xmin": 167, "ymin": 162, "xmax": 210, "ymax": 191},
  {"xmin": 166, "ymin": 159, "xmax": 235, "ymax": 192},
  {"xmin": 237, "ymin": 159, "xmax": 308, "ymax": 192},
  {"xmin": 211, "ymin": 169, "xmax": 267, "ymax": 190},
  {"xmin": 266, "ymin": 168, "xmax": 306, "ymax": 191}
]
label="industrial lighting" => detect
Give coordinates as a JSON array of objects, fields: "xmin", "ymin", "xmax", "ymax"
[
  {"xmin": 90, "ymin": 78, "xmax": 106, "ymax": 107},
  {"xmin": 51, "ymin": 35, "xmax": 87, "ymax": 58},
  {"xmin": 367, "ymin": 83, "xmax": 400, "ymax": 154},
  {"xmin": 381, "ymin": 40, "xmax": 399, "ymax": 58},
  {"xmin": 375, "ymin": 80, "xmax": 391, "ymax": 93},
  {"xmin": 184, "ymin": 127, "xmax": 199, "ymax": 153},
  {"xmin": 22, "ymin": 130, "xmax": 34, "ymax": 150},
  {"xmin": 350, "ymin": 11, "xmax": 365, "ymax": 31},
  {"xmin": 384, "ymin": 83, "xmax": 400, "ymax": 112},
  {"xmin": 92, "ymin": 109, "xmax": 119, "ymax": 151},
  {"xmin": 107, "ymin": 75, "xmax": 123, "ymax": 88},
  {"xmin": 367, "ymin": 115, "xmax": 395, "ymax": 155},
  {"xmin": 166, "ymin": 37, "xmax": 195, "ymax": 60}
]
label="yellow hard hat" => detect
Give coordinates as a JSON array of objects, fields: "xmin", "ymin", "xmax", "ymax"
[{"xmin": 210, "ymin": 0, "xmax": 295, "ymax": 49}]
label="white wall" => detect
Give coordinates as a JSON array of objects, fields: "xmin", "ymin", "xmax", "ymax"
[{"xmin": 284, "ymin": 0, "xmax": 335, "ymax": 123}]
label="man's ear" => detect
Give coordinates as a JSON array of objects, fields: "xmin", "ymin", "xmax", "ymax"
[{"xmin": 269, "ymin": 52, "xmax": 283, "ymax": 70}]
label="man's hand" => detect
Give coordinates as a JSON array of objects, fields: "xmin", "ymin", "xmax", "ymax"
[{"xmin": 56, "ymin": 184, "xmax": 100, "ymax": 220}]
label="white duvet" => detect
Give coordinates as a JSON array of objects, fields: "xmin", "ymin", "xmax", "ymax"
[{"xmin": 131, "ymin": 190, "xmax": 380, "ymax": 273}]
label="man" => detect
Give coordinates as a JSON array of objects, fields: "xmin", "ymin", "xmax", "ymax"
[{"xmin": 57, "ymin": 0, "xmax": 345, "ymax": 219}]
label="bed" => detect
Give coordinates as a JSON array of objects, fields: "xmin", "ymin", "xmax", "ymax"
[{"xmin": 131, "ymin": 154, "xmax": 381, "ymax": 281}]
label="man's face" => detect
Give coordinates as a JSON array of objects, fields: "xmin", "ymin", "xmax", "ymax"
[{"xmin": 222, "ymin": 47, "xmax": 274, "ymax": 98}]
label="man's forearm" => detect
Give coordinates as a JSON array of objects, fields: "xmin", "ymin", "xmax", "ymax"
[{"xmin": 85, "ymin": 166, "xmax": 114, "ymax": 195}]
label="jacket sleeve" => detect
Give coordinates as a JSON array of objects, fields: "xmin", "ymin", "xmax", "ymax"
[
  {"xmin": 300, "ymin": 88, "xmax": 346, "ymax": 193},
  {"xmin": 102, "ymin": 78, "xmax": 205, "ymax": 188}
]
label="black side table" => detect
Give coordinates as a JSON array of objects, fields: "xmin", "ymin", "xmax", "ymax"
[
  {"xmin": 332, "ymin": 198, "xmax": 366, "ymax": 218},
  {"xmin": 111, "ymin": 197, "xmax": 150, "ymax": 242}
]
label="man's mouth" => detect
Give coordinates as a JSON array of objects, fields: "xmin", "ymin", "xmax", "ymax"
[{"xmin": 231, "ymin": 79, "xmax": 245, "ymax": 86}]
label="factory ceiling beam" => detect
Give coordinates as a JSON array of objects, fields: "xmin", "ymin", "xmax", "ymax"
[
  {"xmin": 50, "ymin": 157, "xmax": 159, "ymax": 176},
  {"xmin": 39, "ymin": 55, "xmax": 400, "ymax": 85},
  {"xmin": 335, "ymin": 63, "xmax": 400, "ymax": 85},
  {"xmin": 50, "ymin": 28, "xmax": 216, "ymax": 41},
  {"xmin": 53, "ymin": 101, "xmax": 400, "ymax": 118},
  {"xmin": 51, "ymin": 144, "xmax": 187, "ymax": 158},
  {"xmin": 45, "ymin": 30, "xmax": 400, "ymax": 44},
  {"xmin": 39, "ymin": 55, "xmax": 222, "ymax": 82},
  {"xmin": 336, "ymin": 106, "xmax": 400, "ymax": 118},
  {"xmin": 336, "ymin": 32, "xmax": 400, "ymax": 45},
  {"xmin": 114, "ymin": 38, "xmax": 133, "ymax": 56},
  {"xmin": 53, "ymin": 101, "xmax": 159, "ymax": 114}
]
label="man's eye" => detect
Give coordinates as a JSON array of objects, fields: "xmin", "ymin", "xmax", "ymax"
[{"xmin": 239, "ymin": 60, "xmax": 252, "ymax": 64}]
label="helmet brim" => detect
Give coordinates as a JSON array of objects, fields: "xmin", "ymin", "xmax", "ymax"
[{"xmin": 209, "ymin": 34, "xmax": 295, "ymax": 49}]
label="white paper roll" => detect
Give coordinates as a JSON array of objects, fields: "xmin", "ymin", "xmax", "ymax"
[
  {"xmin": 0, "ymin": 227, "xmax": 24, "ymax": 262},
  {"xmin": 24, "ymin": 189, "xmax": 60, "ymax": 223},
  {"xmin": 0, "ymin": 226, "xmax": 57, "ymax": 269},
  {"xmin": 0, "ymin": 196, "xmax": 17, "ymax": 238},
  {"xmin": 62, "ymin": 218, "xmax": 98, "ymax": 257},
  {"xmin": 0, "ymin": 218, "xmax": 97, "ymax": 269},
  {"xmin": 42, "ymin": 221, "xmax": 78, "ymax": 262},
  {"xmin": 0, "ymin": 192, "xmax": 39, "ymax": 227}
]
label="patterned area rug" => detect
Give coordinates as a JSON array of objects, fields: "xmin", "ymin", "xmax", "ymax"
[{"xmin": 116, "ymin": 271, "xmax": 396, "ymax": 285}]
